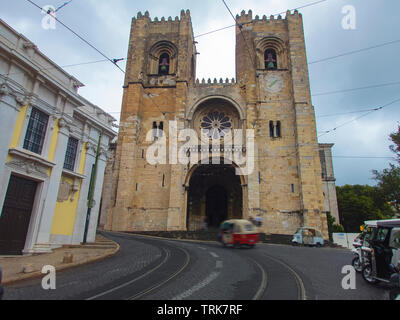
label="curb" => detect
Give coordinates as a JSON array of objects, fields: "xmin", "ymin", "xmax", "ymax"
[
  {"xmin": 109, "ymin": 231, "xmax": 346, "ymax": 251},
  {"xmin": 108, "ymin": 231, "xmax": 220, "ymax": 244},
  {"xmin": 2, "ymin": 239, "xmax": 120, "ymax": 286}
]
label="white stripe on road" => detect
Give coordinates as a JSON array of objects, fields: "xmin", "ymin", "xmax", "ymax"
[
  {"xmin": 210, "ymin": 252, "xmax": 219, "ymax": 258},
  {"xmin": 172, "ymin": 271, "xmax": 220, "ymax": 300}
]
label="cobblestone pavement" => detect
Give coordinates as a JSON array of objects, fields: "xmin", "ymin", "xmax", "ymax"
[{"xmin": 2, "ymin": 232, "xmax": 390, "ymax": 300}]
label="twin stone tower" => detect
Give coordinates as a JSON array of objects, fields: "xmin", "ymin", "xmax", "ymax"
[{"xmin": 103, "ymin": 9, "xmax": 331, "ymax": 239}]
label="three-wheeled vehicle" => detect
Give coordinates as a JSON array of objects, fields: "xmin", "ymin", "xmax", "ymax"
[
  {"xmin": 361, "ymin": 219, "xmax": 400, "ymax": 295},
  {"xmin": 219, "ymin": 219, "xmax": 259, "ymax": 248},
  {"xmin": 291, "ymin": 227, "xmax": 324, "ymax": 247},
  {"xmin": 352, "ymin": 222, "xmax": 377, "ymax": 272}
]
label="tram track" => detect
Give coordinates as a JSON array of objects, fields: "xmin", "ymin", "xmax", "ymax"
[
  {"xmin": 86, "ymin": 233, "xmax": 191, "ymax": 300},
  {"xmin": 248, "ymin": 257, "xmax": 268, "ymax": 300},
  {"xmin": 260, "ymin": 251, "xmax": 307, "ymax": 300}
]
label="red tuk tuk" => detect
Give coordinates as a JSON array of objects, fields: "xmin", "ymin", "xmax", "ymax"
[{"xmin": 219, "ymin": 219, "xmax": 259, "ymax": 248}]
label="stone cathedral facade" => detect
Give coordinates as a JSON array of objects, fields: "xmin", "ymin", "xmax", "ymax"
[{"xmin": 104, "ymin": 9, "xmax": 338, "ymax": 239}]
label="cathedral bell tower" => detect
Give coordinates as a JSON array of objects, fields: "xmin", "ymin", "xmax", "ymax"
[
  {"xmin": 108, "ymin": 10, "xmax": 197, "ymax": 231},
  {"xmin": 234, "ymin": 10, "xmax": 327, "ymax": 234}
]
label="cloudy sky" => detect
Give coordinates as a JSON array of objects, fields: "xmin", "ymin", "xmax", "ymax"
[{"xmin": 2, "ymin": 0, "xmax": 399, "ymax": 186}]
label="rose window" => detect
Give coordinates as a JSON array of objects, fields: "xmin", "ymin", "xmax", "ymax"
[{"xmin": 200, "ymin": 112, "xmax": 232, "ymax": 139}]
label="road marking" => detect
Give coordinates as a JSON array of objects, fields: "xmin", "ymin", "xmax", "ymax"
[
  {"xmin": 172, "ymin": 271, "xmax": 220, "ymax": 300},
  {"xmin": 198, "ymin": 246, "xmax": 206, "ymax": 250},
  {"xmin": 86, "ymin": 248, "xmax": 170, "ymax": 300},
  {"xmin": 249, "ymin": 258, "xmax": 268, "ymax": 301},
  {"xmin": 216, "ymin": 260, "xmax": 223, "ymax": 269},
  {"xmin": 210, "ymin": 252, "xmax": 219, "ymax": 258}
]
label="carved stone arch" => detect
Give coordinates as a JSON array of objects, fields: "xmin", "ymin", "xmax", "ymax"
[
  {"xmin": 148, "ymin": 41, "xmax": 178, "ymax": 75},
  {"xmin": 187, "ymin": 95, "xmax": 246, "ymax": 122},
  {"xmin": 187, "ymin": 96, "xmax": 245, "ymax": 145},
  {"xmin": 255, "ymin": 37, "xmax": 288, "ymax": 70}
]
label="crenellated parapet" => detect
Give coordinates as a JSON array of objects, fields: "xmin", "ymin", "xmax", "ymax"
[
  {"xmin": 132, "ymin": 9, "xmax": 191, "ymax": 24},
  {"xmin": 235, "ymin": 9, "xmax": 302, "ymax": 26},
  {"xmin": 194, "ymin": 78, "xmax": 237, "ymax": 87}
]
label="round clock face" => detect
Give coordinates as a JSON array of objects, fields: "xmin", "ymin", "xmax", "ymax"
[{"xmin": 264, "ymin": 74, "xmax": 284, "ymax": 93}]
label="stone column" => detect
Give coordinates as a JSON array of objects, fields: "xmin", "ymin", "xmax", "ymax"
[
  {"xmin": 34, "ymin": 118, "xmax": 70, "ymax": 252},
  {"xmin": 167, "ymin": 163, "xmax": 186, "ymax": 231},
  {"xmin": 71, "ymin": 141, "xmax": 96, "ymax": 244},
  {"xmin": 86, "ymin": 149, "xmax": 107, "ymax": 243}
]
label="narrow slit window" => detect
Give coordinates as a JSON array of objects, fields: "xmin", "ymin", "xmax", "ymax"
[
  {"xmin": 276, "ymin": 121, "xmax": 281, "ymax": 138},
  {"xmin": 152, "ymin": 122, "xmax": 158, "ymax": 140},
  {"xmin": 269, "ymin": 121, "xmax": 275, "ymax": 138},
  {"xmin": 158, "ymin": 122, "xmax": 164, "ymax": 138}
]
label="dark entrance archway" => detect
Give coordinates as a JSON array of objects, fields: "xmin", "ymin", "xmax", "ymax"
[
  {"xmin": 186, "ymin": 164, "xmax": 243, "ymax": 231},
  {"xmin": 206, "ymin": 185, "xmax": 228, "ymax": 228}
]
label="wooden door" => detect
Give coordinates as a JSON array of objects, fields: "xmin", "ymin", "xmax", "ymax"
[{"xmin": 0, "ymin": 175, "xmax": 37, "ymax": 255}]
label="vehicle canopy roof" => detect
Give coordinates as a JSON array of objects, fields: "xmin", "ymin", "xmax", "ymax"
[
  {"xmin": 296, "ymin": 227, "xmax": 323, "ymax": 235},
  {"xmin": 376, "ymin": 219, "xmax": 400, "ymax": 228},
  {"xmin": 364, "ymin": 219, "xmax": 400, "ymax": 228},
  {"xmin": 220, "ymin": 219, "xmax": 257, "ymax": 234}
]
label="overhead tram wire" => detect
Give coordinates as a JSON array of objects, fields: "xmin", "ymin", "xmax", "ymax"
[
  {"xmin": 312, "ymin": 81, "xmax": 400, "ymax": 97},
  {"xmin": 25, "ymin": 0, "xmax": 125, "ymax": 74},
  {"xmin": 221, "ymin": 0, "xmax": 256, "ymax": 69},
  {"xmin": 318, "ymin": 97, "xmax": 400, "ymax": 138},
  {"xmin": 309, "ymin": 39, "xmax": 400, "ymax": 65},
  {"xmin": 195, "ymin": 0, "xmax": 329, "ymax": 38},
  {"xmin": 317, "ymin": 107, "xmax": 389, "ymax": 118},
  {"xmin": 55, "ymin": 0, "xmax": 73, "ymax": 12},
  {"xmin": 0, "ymin": 58, "xmax": 117, "ymax": 77}
]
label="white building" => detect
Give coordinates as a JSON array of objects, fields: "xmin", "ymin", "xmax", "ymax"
[{"xmin": 0, "ymin": 19, "xmax": 117, "ymax": 255}]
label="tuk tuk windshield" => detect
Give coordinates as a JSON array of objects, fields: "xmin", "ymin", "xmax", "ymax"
[
  {"xmin": 244, "ymin": 223, "xmax": 255, "ymax": 232},
  {"xmin": 295, "ymin": 228, "xmax": 303, "ymax": 235},
  {"xmin": 376, "ymin": 228, "xmax": 390, "ymax": 243}
]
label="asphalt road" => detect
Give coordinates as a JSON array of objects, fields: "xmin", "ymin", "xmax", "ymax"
[{"xmin": 2, "ymin": 232, "xmax": 390, "ymax": 300}]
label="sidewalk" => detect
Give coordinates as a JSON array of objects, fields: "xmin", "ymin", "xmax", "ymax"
[{"xmin": 0, "ymin": 234, "xmax": 119, "ymax": 285}]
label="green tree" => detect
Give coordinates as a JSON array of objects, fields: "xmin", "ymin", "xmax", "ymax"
[
  {"xmin": 326, "ymin": 212, "xmax": 345, "ymax": 241},
  {"xmin": 373, "ymin": 125, "xmax": 400, "ymax": 214},
  {"xmin": 336, "ymin": 185, "xmax": 394, "ymax": 232}
]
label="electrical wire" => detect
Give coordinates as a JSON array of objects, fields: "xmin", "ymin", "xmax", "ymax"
[
  {"xmin": 317, "ymin": 107, "xmax": 384, "ymax": 118},
  {"xmin": 312, "ymin": 81, "xmax": 400, "ymax": 97},
  {"xmin": 55, "ymin": 0, "xmax": 73, "ymax": 12},
  {"xmin": 25, "ymin": 0, "xmax": 125, "ymax": 74},
  {"xmin": 195, "ymin": 0, "xmax": 329, "ymax": 38},
  {"xmin": 0, "ymin": 58, "xmax": 113, "ymax": 77},
  {"xmin": 221, "ymin": 0, "xmax": 256, "ymax": 68},
  {"xmin": 318, "ymin": 97, "xmax": 400, "ymax": 138},
  {"xmin": 309, "ymin": 39, "xmax": 400, "ymax": 65}
]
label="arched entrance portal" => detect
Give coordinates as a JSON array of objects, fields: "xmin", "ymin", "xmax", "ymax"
[
  {"xmin": 206, "ymin": 185, "xmax": 228, "ymax": 227},
  {"xmin": 187, "ymin": 164, "xmax": 243, "ymax": 231}
]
